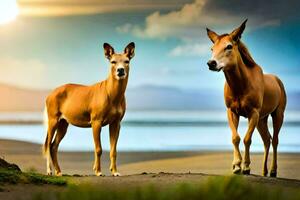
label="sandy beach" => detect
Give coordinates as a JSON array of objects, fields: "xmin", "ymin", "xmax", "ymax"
[
  {"xmin": 1, "ymin": 138, "xmax": 300, "ymax": 200},
  {"xmin": 1, "ymin": 139, "xmax": 300, "ymax": 180}
]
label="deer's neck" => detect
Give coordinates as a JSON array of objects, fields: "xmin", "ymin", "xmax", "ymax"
[
  {"xmin": 224, "ymin": 55, "xmax": 250, "ymax": 96},
  {"xmin": 105, "ymin": 74, "xmax": 128, "ymax": 104}
]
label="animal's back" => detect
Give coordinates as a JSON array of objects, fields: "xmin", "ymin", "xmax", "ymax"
[{"xmin": 46, "ymin": 83, "xmax": 94, "ymax": 117}]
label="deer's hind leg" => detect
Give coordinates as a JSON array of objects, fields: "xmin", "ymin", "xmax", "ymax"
[
  {"xmin": 256, "ymin": 116, "xmax": 271, "ymax": 176},
  {"xmin": 270, "ymin": 108, "xmax": 284, "ymax": 177},
  {"xmin": 50, "ymin": 119, "xmax": 68, "ymax": 176},
  {"xmin": 45, "ymin": 118, "xmax": 59, "ymax": 175}
]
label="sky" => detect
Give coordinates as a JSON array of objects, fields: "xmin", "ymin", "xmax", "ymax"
[{"xmin": 0, "ymin": 0, "xmax": 300, "ymax": 94}]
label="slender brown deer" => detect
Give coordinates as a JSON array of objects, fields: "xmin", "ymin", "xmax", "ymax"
[
  {"xmin": 43, "ymin": 42, "xmax": 135, "ymax": 176},
  {"xmin": 206, "ymin": 20, "xmax": 286, "ymax": 177}
]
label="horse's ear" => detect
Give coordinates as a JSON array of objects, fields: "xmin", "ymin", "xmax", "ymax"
[
  {"xmin": 124, "ymin": 42, "xmax": 135, "ymax": 59},
  {"xmin": 103, "ymin": 43, "xmax": 115, "ymax": 60},
  {"xmin": 206, "ymin": 28, "xmax": 219, "ymax": 43},
  {"xmin": 230, "ymin": 19, "xmax": 247, "ymax": 42}
]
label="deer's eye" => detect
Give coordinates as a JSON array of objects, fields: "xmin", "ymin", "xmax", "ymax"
[
  {"xmin": 111, "ymin": 61, "xmax": 117, "ymax": 64},
  {"xmin": 225, "ymin": 44, "xmax": 233, "ymax": 50},
  {"xmin": 124, "ymin": 60, "xmax": 129, "ymax": 64}
]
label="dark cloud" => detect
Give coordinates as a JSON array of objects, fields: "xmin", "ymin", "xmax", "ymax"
[
  {"xmin": 19, "ymin": 0, "xmax": 193, "ymax": 17},
  {"xmin": 203, "ymin": 0, "xmax": 300, "ymax": 21}
]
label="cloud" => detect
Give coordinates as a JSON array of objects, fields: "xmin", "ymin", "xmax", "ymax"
[
  {"xmin": 118, "ymin": 0, "xmax": 215, "ymax": 40},
  {"xmin": 117, "ymin": 0, "xmax": 300, "ymax": 56},
  {"xmin": 169, "ymin": 43, "xmax": 210, "ymax": 57},
  {"xmin": 116, "ymin": 23, "xmax": 133, "ymax": 34},
  {"xmin": 18, "ymin": 0, "xmax": 187, "ymax": 17},
  {"xmin": 118, "ymin": 0, "xmax": 295, "ymax": 40}
]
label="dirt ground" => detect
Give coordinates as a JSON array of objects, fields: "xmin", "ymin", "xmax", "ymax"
[
  {"xmin": 1, "ymin": 139, "xmax": 300, "ymax": 200},
  {"xmin": 1, "ymin": 173, "xmax": 300, "ymax": 200}
]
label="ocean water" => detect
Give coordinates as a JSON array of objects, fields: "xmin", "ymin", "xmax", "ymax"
[{"xmin": 0, "ymin": 111, "xmax": 299, "ymax": 152}]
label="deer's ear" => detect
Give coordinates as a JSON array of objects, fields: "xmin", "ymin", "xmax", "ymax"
[
  {"xmin": 230, "ymin": 19, "xmax": 247, "ymax": 42},
  {"xmin": 103, "ymin": 43, "xmax": 115, "ymax": 59},
  {"xmin": 206, "ymin": 28, "xmax": 219, "ymax": 43},
  {"xmin": 124, "ymin": 42, "xmax": 135, "ymax": 59}
]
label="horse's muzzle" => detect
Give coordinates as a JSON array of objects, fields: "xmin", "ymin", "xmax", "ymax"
[{"xmin": 207, "ymin": 60, "xmax": 221, "ymax": 72}]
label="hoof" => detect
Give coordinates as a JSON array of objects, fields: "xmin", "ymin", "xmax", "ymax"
[
  {"xmin": 263, "ymin": 171, "xmax": 268, "ymax": 177},
  {"xmin": 55, "ymin": 172, "xmax": 62, "ymax": 177},
  {"xmin": 47, "ymin": 169, "xmax": 53, "ymax": 176},
  {"xmin": 242, "ymin": 166, "xmax": 251, "ymax": 175},
  {"xmin": 242, "ymin": 169, "xmax": 250, "ymax": 175},
  {"xmin": 270, "ymin": 170, "xmax": 277, "ymax": 178},
  {"xmin": 112, "ymin": 172, "xmax": 121, "ymax": 177},
  {"xmin": 47, "ymin": 172, "xmax": 53, "ymax": 176},
  {"xmin": 95, "ymin": 172, "xmax": 104, "ymax": 177},
  {"xmin": 232, "ymin": 165, "xmax": 241, "ymax": 174}
]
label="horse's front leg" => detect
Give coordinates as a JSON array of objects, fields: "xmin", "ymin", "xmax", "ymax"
[
  {"xmin": 109, "ymin": 121, "xmax": 121, "ymax": 176},
  {"xmin": 242, "ymin": 109, "xmax": 259, "ymax": 174},
  {"xmin": 92, "ymin": 121, "xmax": 103, "ymax": 176},
  {"xmin": 227, "ymin": 109, "xmax": 242, "ymax": 174}
]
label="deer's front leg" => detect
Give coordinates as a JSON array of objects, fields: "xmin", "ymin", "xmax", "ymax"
[
  {"xmin": 109, "ymin": 121, "xmax": 121, "ymax": 176},
  {"xmin": 243, "ymin": 109, "xmax": 259, "ymax": 175},
  {"xmin": 227, "ymin": 109, "xmax": 242, "ymax": 174},
  {"xmin": 92, "ymin": 121, "xmax": 103, "ymax": 176}
]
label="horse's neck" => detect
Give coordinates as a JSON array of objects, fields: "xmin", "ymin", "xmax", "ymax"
[
  {"xmin": 105, "ymin": 74, "xmax": 128, "ymax": 104},
  {"xmin": 224, "ymin": 57, "xmax": 250, "ymax": 96}
]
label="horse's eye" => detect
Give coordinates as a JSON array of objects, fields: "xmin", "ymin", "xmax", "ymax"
[
  {"xmin": 124, "ymin": 60, "xmax": 129, "ymax": 64},
  {"xmin": 225, "ymin": 44, "xmax": 233, "ymax": 50},
  {"xmin": 111, "ymin": 61, "xmax": 117, "ymax": 64}
]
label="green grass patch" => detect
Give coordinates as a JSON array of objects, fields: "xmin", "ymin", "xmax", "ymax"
[
  {"xmin": 0, "ymin": 169, "xmax": 67, "ymax": 186},
  {"xmin": 34, "ymin": 176, "xmax": 300, "ymax": 200},
  {"xmin": 25, "ymin": 166, "xmax": 38, "ymax": 173}
]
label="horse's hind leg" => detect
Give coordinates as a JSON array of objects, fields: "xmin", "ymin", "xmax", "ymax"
[
  {"xmin": 45, "ymin": 118, "xmax": 59, "ymax": 175},
  {"xmin": 270, "ymin": 109, "xmax": 284, "ymax": 177},
  {"xmin": 50, "ymin": 119, "xmax": 68, "ymax": 176},
  {"xmin": 256, "ymin": 116, "xmax": 271, "ymax": 176}
]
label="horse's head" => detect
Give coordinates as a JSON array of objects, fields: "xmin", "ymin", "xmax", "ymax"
[
  {"xmin": 206, "ymin": 19, "xmax": 247, "ymax": 72},
  {"xmin": 103, "ymin": 42, "xmax": 135, "ymax": 80}
]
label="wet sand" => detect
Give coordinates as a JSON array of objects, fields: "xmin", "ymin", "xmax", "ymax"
[{"xmin": 0, "ymin": 139, "xmax": 299, "ymax": 179}]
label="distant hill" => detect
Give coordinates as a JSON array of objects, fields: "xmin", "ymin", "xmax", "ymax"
[
  {"xmin": 0, "ymin": 84, "xmax": 49, "ymax": 111},
  {"xmin": 0, "ymin": 83, "xmax": 298, "ymax": 112},
  {"xmin": 126, "ymin": 85, "xmax": 225, "ymax": 110},
  {"xmin": 126, "ymin": 85, "xmax": 300, "ymax": 111}
]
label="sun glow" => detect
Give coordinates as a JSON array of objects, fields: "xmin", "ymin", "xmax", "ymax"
[{"xmin": 0, "ymin": 0, "xmax": 19, "ymax": 25}]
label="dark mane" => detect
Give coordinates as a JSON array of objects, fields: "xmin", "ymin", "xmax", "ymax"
[{"xmin": 237, "ymin": 41, "xmax": 257, "ymax": 67}]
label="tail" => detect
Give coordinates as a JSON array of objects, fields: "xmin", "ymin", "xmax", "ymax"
[{"xmin": 42, "ymin": 105, "xmax": 49, "ymax": 157}]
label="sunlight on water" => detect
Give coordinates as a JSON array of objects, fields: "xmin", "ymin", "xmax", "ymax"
[{"xmin": 0, "ymin": 111, "xmax": 299, "ymax": 152}]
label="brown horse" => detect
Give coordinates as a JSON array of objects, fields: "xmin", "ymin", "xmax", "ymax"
[
  {"xmin": 43, "ymin": 42, "xmax": 135, "ymax": 176},
  {"xmin": 206, "ymin": 20, "xmax": 286, "ymax": 177}
]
